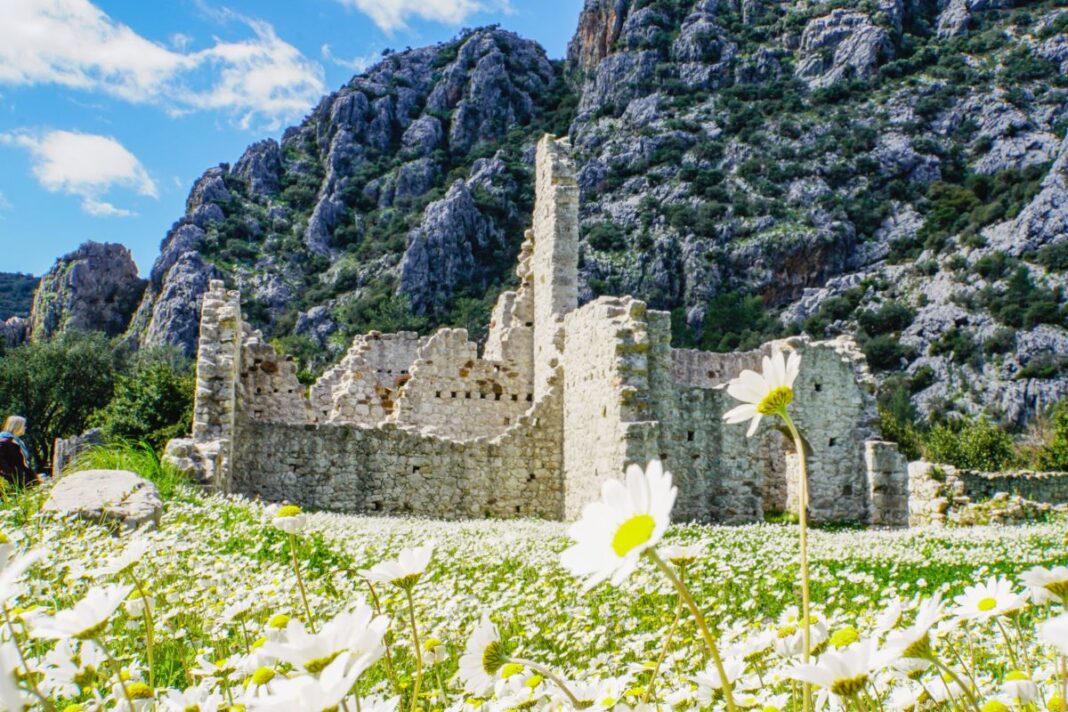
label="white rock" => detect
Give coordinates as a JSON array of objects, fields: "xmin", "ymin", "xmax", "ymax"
[{"xmin": 43, "ymin": 469, "xmax": 163, "ymax": 531}]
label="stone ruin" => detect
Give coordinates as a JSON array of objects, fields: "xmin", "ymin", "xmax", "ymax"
[{"xmin": 165, "ymin": 134, "xmax": 910, "ymax": 526}]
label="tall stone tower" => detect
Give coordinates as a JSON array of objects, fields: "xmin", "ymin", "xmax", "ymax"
[{"xmin": 532, "ymin": 135, "xmax": 580, "ymax": 398}]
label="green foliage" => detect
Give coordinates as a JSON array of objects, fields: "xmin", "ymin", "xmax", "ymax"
[
  {"xmin": 1032, "ymin": 400, "xmax": 1068, "ymax": 470},
  {"xmin": 1033, "ymin": 240, "xmax": 1068, "ymax": 271},
  {"xmin": 0, "ymin": 273, "xmax": 37, "ymax": 320},
  {"xmin": 976, "ymin": 266, "xmax": 1066, "ymax": 329},
  {"xmin": 863, "ymin": 335, "xmax": 914, "ymax": 371},
  {"xmin": 89, "ymin": 350, "xmax": 195, "ymax": 452},
  {"xmin": 66, "ymin": 441, "xmax": 190, "ymax": 500},
  {"xmin": 928, "ymin": 326, "xmax": 980, "ymax": 367},
  {"xmin": 674, "ymin": 291, "xmax": 783, "ymax": 352},
  {"xmin": 856, "ymin": 302, "xmax": 914, "ymax": 336},
  {"xmin": 584, "ymin": 222, "xmax": 628, "ymax": 252},
  {"xmin": 922, "ymin": 415, "xmax": 1017, "ymax": 471},
  {"xmin": 983, "ymin": 327, "xmax": 1016, "ymax": 355},
  {"xmin": 0, "ymin": 332, "xmax": 119, "ymax": 467},
  {"xmin": 1014, "ymin": 353, "xmax": 1068, "ymax": 380},
  {"xmin": 892, "ymin": 166, "xmax": 1049, "ymax": 259}
]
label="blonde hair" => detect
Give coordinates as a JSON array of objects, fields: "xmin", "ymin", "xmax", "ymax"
[{"xmin": 3, "ymin": 416, "xmax": 25, "ymax": 437}]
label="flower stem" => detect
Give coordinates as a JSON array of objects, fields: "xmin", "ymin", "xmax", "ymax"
[
  {"xmin": 404, "ymin": 587, "xmax": 424, "ymax": 712},
  {"xmin": 129, "ymin": 573, "xmax": 155, "ymax": 689},
  {"xmin": 647, "ymin": 550, "xmax": 737, "ymax": 712},
  {"xmin": 930, "ymin": 656, "xmax": 982, "ymax": 712},
  {"xmin": 289, "ymin": 533, "xmax": 316, "ymax": 633},
  {"xmin": 779, "ymin": 411, "xmax": 812, "ymax": 712},
  {"xmin": 509, "ymin": 657, "xmax": 583, "ymax": 708},
  {"xmin": 93, "ymin": 636, "xmax": 137, "ymax": 712},
  {"xmin": 363, "ymin": 578, "xmax": 399, "ymax": 694},
  {"xmin": 2, "ymin": 605, "xmax": 55, "ymax": 712},
  {"xmin": 643, "ymin": 593, "xmax": 684, "ymax": 705}
]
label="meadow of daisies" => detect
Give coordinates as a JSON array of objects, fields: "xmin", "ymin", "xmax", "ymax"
[{"xmin": 0, "ymin": 350, "xmax": 1065, "ymax": 711}]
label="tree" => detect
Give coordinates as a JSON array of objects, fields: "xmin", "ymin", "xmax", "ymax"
[
  {"xmin": 90, "ymin": 349, "xmax": 195, "ymax": 452},
  {"xmin": 0, "ymin": 332, "xmax": 119, "ymax": 468}
]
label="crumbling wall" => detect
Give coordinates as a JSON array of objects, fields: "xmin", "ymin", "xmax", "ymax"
[
  {"xmin": 309, "ymin": 332, "xmax": 425, "ymax": 425},
  {"xmin": 230, "ymin": 380, "xmax": 565, "ymax": 519},
  {"xmin": 163, "ymin": 280, "xmax": 241, "ymax": 491},
  {"xmin": 910, "ymin": 461, "xmax": 1068, "ymax": 525},
  {"xmin": 532, "ymin": 136, "xmax": 579, "ymax": 399},
  {"xmin": 240, "ymin": 329, "xmax": 311, "ymax": 424},
  {"xmin": 389, "ymin": 328, "xmax": 534, "ymax": 439}
]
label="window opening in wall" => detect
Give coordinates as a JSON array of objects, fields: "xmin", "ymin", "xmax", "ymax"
[
  {"xmin": 660, "ymin": 453, "xmax": 668, "ymax": 462},
  {"xmin": 527, "ymin": 473, "xmax": 535, "ymax": 482},
  {"xmin": 526, "ymin": 393, "xmax": 533, "ymax": 402},
  {"xmin": 451, "ymin": 391, "xmax": 457, "ymax": 398},
  {"xmin": 504, "ymin": 417, "xmax": 510, "ymax": 425},
  {"xmin": 412, "ymin": 466, "xmax": 420, "ymax": 473},
  {"xmin": 512, "ymin": 394, "xmax": 519, "ymax": 401},
  {"xmin": 828, "ymin": 437, "xmax": 837, "ymax": 447},
  {"xmin": 687, "ymin": 431, "xmax": 695, "ymax": 441},
  {"xmin": 814, "ymin": 383, "xmax": 823, "ymax": 392},
  {"xmin": 435, "ymin": 391, "xmax": 441, "ymax": 398},
  {"xmin": 465, "ymin": 392, "xmax": 472, "ymax": 399},
  {"xmin": 843, "ymin": 485, "xmax": 853, "ymax": 496}
]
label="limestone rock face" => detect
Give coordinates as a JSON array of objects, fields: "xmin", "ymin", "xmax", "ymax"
[
  {"xmin": 43, "ymin": 469, "xmax": 163, "ymax": 530},
  {"xmin": 232, "ymin": 139, "xmax": 282, "ymax": 199},
  {"xmin": 795, "ymin": 10, "xmax": 892, "ymax": 88},
  {"xmin": 29, "ymin": 241, "xmax": 146, "ymax": 340}
]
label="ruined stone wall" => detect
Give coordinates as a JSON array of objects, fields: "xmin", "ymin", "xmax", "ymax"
[
  {"xmin": 910, "ymin": 461, "xmax": 1068, "ymax": 525},
  {"xmin": 239, "ymin": 329, "xmax": 311, "ymax": 424},
  {"xmin": 560, "ymin": 297, "xmax": 660, "ymax": 519},
  {"xmin": 309, "ymin": 332, "xmax": 425, "ymax": 425},
  {"xmin": 389, "ymin": 328, "xmax": 534, "ymax": 439},
  {"xmin": 230, "ymin": 380, "xmax": 565, "ymax": 519},
  {"xmin": 532, "ymin": 136, "xmax": 579, "ymax": 399}
]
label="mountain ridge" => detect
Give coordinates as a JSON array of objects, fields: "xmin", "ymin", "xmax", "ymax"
[{"xmin": 22, "ymin": 0, "xmax": 1068, "ymax": 430}]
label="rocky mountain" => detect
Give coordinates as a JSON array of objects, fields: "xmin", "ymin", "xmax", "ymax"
[
  {"xmin": 29, "ymin": 241, "xmax": 145, "ymax": 342},
  {"xmin": 69, "ymin": 1, "xmax": 1068, "ymax": 428}
]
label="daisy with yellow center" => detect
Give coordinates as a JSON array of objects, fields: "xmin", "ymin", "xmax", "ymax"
[
  {"xmin": 723, "ymin": 348, "xmax": 801, "ymax": 437},
  {"xmin": 559, "ymin": 460, "xmax": 676, "ymax": 590},
  {"xmin": 952, "ymin": 576, "xmax": 1025, "ymax": 622}
]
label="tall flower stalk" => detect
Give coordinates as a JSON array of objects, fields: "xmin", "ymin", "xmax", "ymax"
[
  {"xmin": 272, "ymin": 504, "xmax": 317, "ymax": 633},
  {"xmin": 723, "ymin": 347, "xmax": 812, "ymax": 712}
]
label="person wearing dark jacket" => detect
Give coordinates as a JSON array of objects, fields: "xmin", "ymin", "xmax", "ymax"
[{"xmin": 0, "ymin": 416, "xmax": 36, "ymax": 488}]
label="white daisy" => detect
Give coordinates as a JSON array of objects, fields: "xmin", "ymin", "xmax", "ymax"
[
  {"xmin": 952, "ymin": 576, "xmax": 1025, "ymax": 622},
  {"xmin": 158, "ymin": 682, "xmax": 225, "ymax": 711},
  {"xmin": 560, "ymin": 461, "xmax": 677, "ymax": 589},
  {"xmin": 723, "ymin": 348, "xmax": 801, "ymax": 436},
  {"xmin": 883, "ymin": 593, "xmax": 944, "ymax": 660},
  {"xmin": 1002, "ymin": 671, "xmax": 1039, "ymax": 706},
  {"xmin": 249, "ymin": 651, "xmax": 362, "ymax": 711},
  {"xmin": 787, "ymin": 639, "xmax": 884, "ymax": 702},
  {"xmin": 271, "ymin": 504, "xmax": 307, "ymax": 534},
  {"xmin": 459, "ymin": 615, "xmax": 506, "ymax": 696},
  {"xmin": 660, "ymin": 543, "xmax": 704, "ymax": 568},
  {"xmin": 693, "ymin": 658, "xmax": 747, "ymax": 705},
  {"xmin": 30, "ymin": 584, "xmax": 133, "ymax": 640},
  {"xmin": 1020, "ymin": 565, "xmax": 1068, "ymax": 605},
  {"xmin": 1039, "ymin": 613, "xmax": 1068, "ymax": 655},
  {"xmin": 359, "ymin": 542, "xmax": 434, "ymax": 590},
  {"xmin": 260, "ymin": 604, "xmax": 388, "ymax": 675}
]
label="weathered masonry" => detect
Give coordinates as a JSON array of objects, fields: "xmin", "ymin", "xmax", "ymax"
[{"xmin": 165, "ymin": 135, "xmax": 909, "ymax": 526}]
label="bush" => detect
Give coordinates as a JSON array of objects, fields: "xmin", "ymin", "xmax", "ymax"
[
  {"xmin": 0, "ymin": 332, "xmax": 119, "ymax": 468},
  {"xmin": 90, "ymin": 350, "xmax": 195, "ymax": 452},
  {"xmin": 863, "ymin": 335, "xmax": 913, "ymax": 371},
  {"xmin": 1032, "ymin": 400, "xmax": 1068, "ymax": 471},
  {"xmin": 585, "ymin": 222, "xmax": 627, "ymax": 252},
  {"xmin": 922, "ymin": 416, "xmax": 1016, "ymax": 471},
  {"xmin": 856, "ymin": 302, "xmax": 914, "ymax": 336}
]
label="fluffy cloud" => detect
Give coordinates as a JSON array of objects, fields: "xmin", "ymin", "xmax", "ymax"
[
  {"xmin": 0, "ymin": 130, "xmax": 157, "ymax": 217},
  {"xmin": 0, "ymin": 0, "xmax": 325, "ymax": 128},
  {"xmin": 334, "ymin": 0, "xmax": 509, "ymax": 33}
]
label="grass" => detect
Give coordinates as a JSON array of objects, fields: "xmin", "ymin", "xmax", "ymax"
[{"xmin": 64, "ymin": 440, "xmax": 191, "ymax": 500}]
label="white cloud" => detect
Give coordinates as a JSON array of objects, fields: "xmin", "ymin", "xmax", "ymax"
[
  {"xmin": 321, "ymin": 44, "xmax": 377, "ymax": 73},
  {"xmin": 0, "ymin": 192, "xmax": 11, "ymax": 215},
  {"xmin": 0, "ymin": 129, "xmax": 156, "ymax": 217},
  {"xmin": 333, "ymin": 0, "xmax": 509, "ymax": 33},
  {"xmin": 0, "ymin": 0, "xmax": 325, "ymax": 129}
]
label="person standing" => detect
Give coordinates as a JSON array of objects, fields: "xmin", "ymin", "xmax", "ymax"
[{"xmin": 0, "ymin": 416, "xmax": 36, "ymax": 487}]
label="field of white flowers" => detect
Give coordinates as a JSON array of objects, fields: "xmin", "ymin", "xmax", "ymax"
[
  {"xmin": 0, "ymin": 480, "xmax": 1064, "ymax": 711},
  {"xmin": 0, "ymin": 348, "xmax": 1064, "ymax": 711}
]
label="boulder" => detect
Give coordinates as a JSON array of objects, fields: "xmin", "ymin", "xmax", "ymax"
[{"xmin": 43, "ymin": 469, "xmax": 163, "ymax": 531}]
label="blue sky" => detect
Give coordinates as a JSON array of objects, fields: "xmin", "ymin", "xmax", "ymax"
[{"xmin": 0, "ymin": 0, "xmax": 581, "ymax": 276}]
